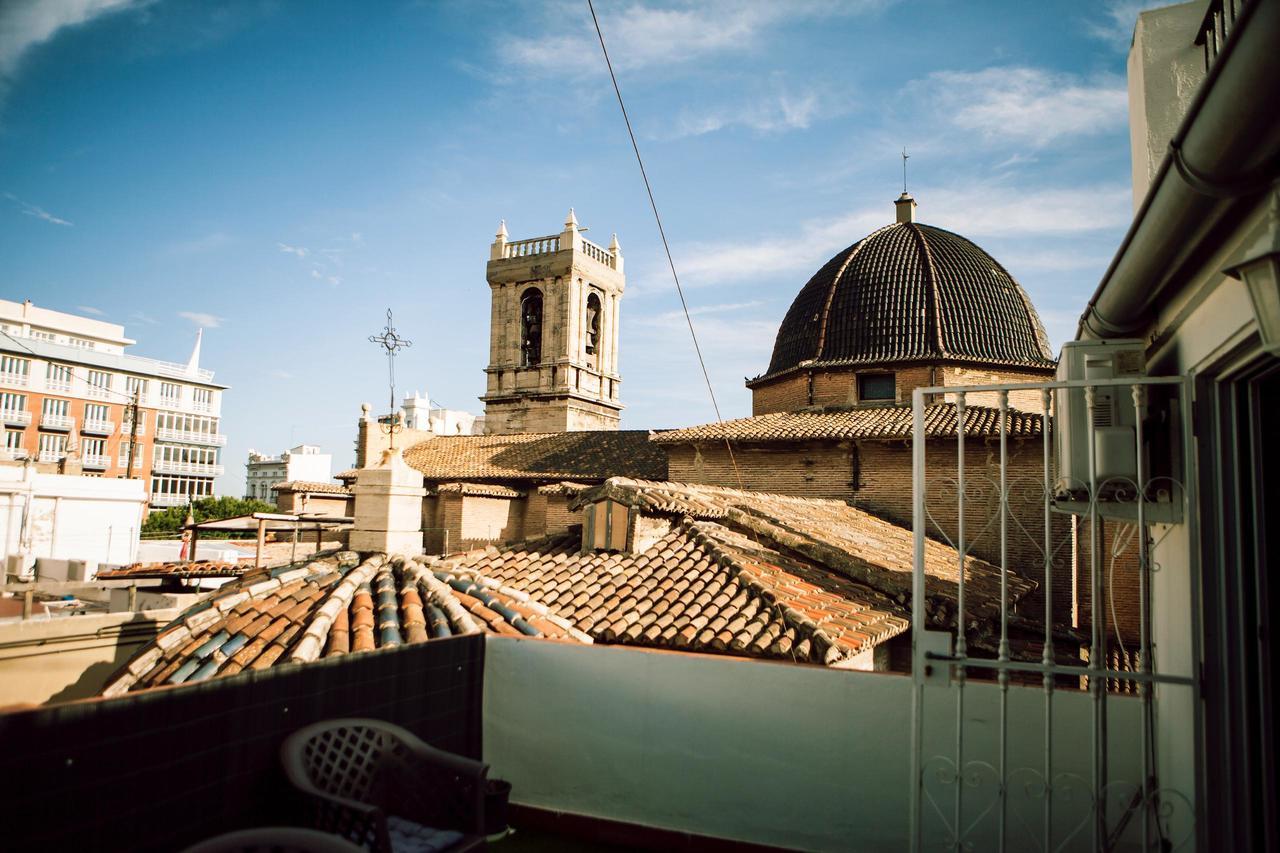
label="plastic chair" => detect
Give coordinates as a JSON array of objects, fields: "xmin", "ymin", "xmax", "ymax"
[
  {"xmin": 180, "ymin": 826, "xmax": 367, "ymax": 852},
  {"xmin": 280, "ymin": 718, "xmax": 487, "ymax": 853}
]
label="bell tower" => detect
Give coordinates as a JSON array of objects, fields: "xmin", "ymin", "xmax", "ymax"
[{"xmin": 481, "ymin": 209, "xmax": 625, "ymax": 434}]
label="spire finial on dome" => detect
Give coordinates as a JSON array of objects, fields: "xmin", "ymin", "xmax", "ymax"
[
  {"xmin": 496, "ymin": 219, "xmax": 508, "ymax": 240},
  {"xmin": 902, "ymin": 147, "xmax": 909, "ymax": 194},
  {"xmin": 565, "ymin": 207, "xmax": 578, "ymax": 229}
]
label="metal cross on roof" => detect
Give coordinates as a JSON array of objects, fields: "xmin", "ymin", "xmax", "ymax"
[
  {"xmin": 368, "ymin": 308, "xmax": 413, "ymax": 450},
  {"xmin": 902, "ymin": 147, "xmax": 910, "ymax": 194}
]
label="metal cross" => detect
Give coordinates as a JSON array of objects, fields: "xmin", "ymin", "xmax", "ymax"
[
  {"xmin": 902, "ymin": 147, "xmax": 910, "ymax": 194},
  {"xmin": 368, "ymin": 308, "xmax": 412, "ymax": 449}
]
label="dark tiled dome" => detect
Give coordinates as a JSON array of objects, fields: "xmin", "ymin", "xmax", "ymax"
[{"xmin": 758, "ymin": 208, "xmax": 1055, "ymax": 380}]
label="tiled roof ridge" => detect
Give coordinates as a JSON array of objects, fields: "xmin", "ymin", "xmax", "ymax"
[
  {"xmin": 574, "ymin": 477, "xmax": 852, "ymax": 513},
  {"xmin": 271, "ymin": 480, "xmax": 352, "ymax": 494},
  {"xmin": 288, "ymin": 555, "xmax": 383, "ymax": 662},
  {"xmin": 433, "ymin": 482, "xmax": 526, "ymax": 498},
  {"xmin": 101, "ymin": 556, "xmax": 354, "ymax": 696}
]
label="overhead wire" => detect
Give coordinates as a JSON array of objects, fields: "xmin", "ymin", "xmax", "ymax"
[{"xmin": 585, "ymin": 0, "xmax": 745, "ymax": 492}]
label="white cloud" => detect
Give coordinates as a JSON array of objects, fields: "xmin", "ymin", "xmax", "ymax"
[
  {"xmin": 669, "ymin": 183, "xmax": 1131, "ymax": 287},
  {"xmin": 916, "ymin": 67, "xmax": 1127, "ymax": 148},
  {"xmin": 499, "ymin": 0, "xmax": 889, "ymax": 77},
  {"xmin": 269, "ymin": 369, "xmax": 293, "ymax": 380},
  {"xmin": 0, "ymin": 0, "xmax": 152, "ymax": 77},
  {"xmin": 667, "ymin": 88, "xmax": 837, "ymax": 139},
  {"xmin": 277, "ymin": 242, "xmax": 308, "ymax": 258},
  {"xmin": 1082, "ymin": 1, "xmax": 1168, "ymax": 49},
  {"xmin": 76, "ymin": 304, "xmax": 104, "ymax": 315},
  {"xmin": 4, "ymin": 191, "xmax": 72, "ymax": 225},
  {"xmin": 178, "ymin": 311, "xmax": 223, "ymax": 328},
  {"xmin": 309, "ymin": 269, "xmax": 321, "ymax": 279},
  {"xmin": 129, "ymin": 311, "xmax": 159, "ymax": 325}
]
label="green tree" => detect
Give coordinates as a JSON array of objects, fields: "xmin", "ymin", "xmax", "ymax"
[{"xmin": 142, "ymin": 496, "xmax": 277, "ymax": 539}]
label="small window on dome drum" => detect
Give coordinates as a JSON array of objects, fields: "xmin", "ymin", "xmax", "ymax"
[{"xmin": 858, "ymin": 373, "xmax": 896, "ymax": 402}]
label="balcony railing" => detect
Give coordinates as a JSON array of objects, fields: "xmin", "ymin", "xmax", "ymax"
[
  {"xmin": 155, "ymin": 427, "xmax": 226, "ymax": 446},
  {"xmin": 37, "ymin": 449, "xmax": 63, "ymax": 463},
  {"xmin": 117, "ymin": 456, "xmax": 143, "ymax": 469},
  {"xmin": 1195, "ymin": 0, "xmax": 1249, "ymax": 72},
  {"xmin": 86, "ymin": 386, "xmax": 112, "ymax": 400},
  {"xmin": 40, "ymin": 413, "xmax": 74, "ymax": 430},
  {"xmin": 502, "ymin": 234, "xmax": 560, "ymax": 258},
  {"xmin": 0, "ymin": 372, "xmax": 29, "ymax": 388},
  {"xmin": 150, "ymin": 492, "xmax": 200, "ymax": 507},
  {"xmin": 151, "ymin": 459, "xmax": 224, "ymax": 476},
  {"xmin": 46, "ymin": 380, "xmax": 72, "ymax": 393},
  {"xmin": 120, "ymin": 421, "xmax": 146, "ymax": 436},
  {"xmin": 82, "ymin": 453, "xmax": 110, "ymax": 469},
  {"xmin": 82, "ymin": 418, "xmax": 115, "ymax": 435},
  {"xmin": 1, "ymin": 410, "xmax": 31, "ymax": 426},
  {"xmin": 0, "ymin": 447, "xmax": 28, "ymax": 461}
]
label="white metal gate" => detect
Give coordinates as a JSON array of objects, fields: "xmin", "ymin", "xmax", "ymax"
[{"xmin": 908, "ymin": 376, "xmax": 1201, "ymax": 852}]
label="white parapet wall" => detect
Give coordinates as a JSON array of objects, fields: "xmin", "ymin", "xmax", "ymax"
[
  {"xmin": 0, "ymin": 467, "xmax": 147, "ymax": 576},
  {"xmin": 483, "ymin": 636, "xmax": 1148, "ymax": 852}
]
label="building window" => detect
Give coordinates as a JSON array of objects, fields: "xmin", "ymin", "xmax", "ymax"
[
  {"xmin": 29, "ymin": 330, "xmax": 54, "ymax": 342},
  {"xmin": 4, "ymin": 429, "xmax": 23, "ymax": 452},
  {"xmin": 87, "ymin": 369, "xmax": 112, "ymax": 398},
  {"xmin": 1, "ymin": 392, "xmax": 27, "ymax": 414},
  {"xmin": 126, "ymin": 376, "xmax": 148, "ymax": 399},
  {"xmin": 160, "ymin": 382, "xmax": 180, "ymax": 405},
  {"xmin": 1, "ymin": 355, "xmax": 30, "ymax": 385},
  {"xmin": 520, "ymin": 288, "xmax": 543, "ymax": 366},
  {"xmin": 38, "ymin": 433, "xmax": 67, "ymax": 460},
  {"xmin": 42, "ymin": 398, "xmax": 70, "ymax": 417},
  {"xmin": 193, "ymin": 388, "xmax": 212, "ymax": 409},
  {"xmin": 585, "ymin": 292, "xmax": 602, "ymax": 355},
  {"xmin": 47, "ymin": 363, "xmax": 73, "ymax": 391},
  {"xmin": 122, "ymin": 410, "xmax": 146, "ymax": 435},
  {"xmin": 85, "ymin": 403, "xmax": 110, "ymax": 422},
  {"xmin": 857, "ymin": 373, "xmax": 896, "ymax": 402},
  {"xmin": 69, "ymin": 337, "xmax": 95, "ymax": 349},
  {"xmin": 83, "ymin": 437, "xmax": 107, "ymax": 466}
]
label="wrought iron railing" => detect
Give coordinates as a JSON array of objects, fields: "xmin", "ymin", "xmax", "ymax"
[{"xmin": 909, "ymin": 375, "xmax": 1199, "ymax": 852}]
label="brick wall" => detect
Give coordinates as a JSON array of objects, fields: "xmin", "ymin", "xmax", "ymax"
[
  {"xmin": 940, "ymin": 366, "xmax": 1056, "ymax": 412},
  {"xmin": 459, "ymin": 494, "xmax": 524, "ymax": 547},
  {"xmin": 1072, "ymin": 515, "xmax": 1143, "ymax": 647},
  {"xmin": 750, "ymin": 373, "xmax": 809, "ymax": 415},
  {"xmin": 749, "ymin": 363, "xmax": 1055, "ymax": 415},
  {"xmin": 666, "ymin": 442, "xmax": 856, "ymax": 499}
]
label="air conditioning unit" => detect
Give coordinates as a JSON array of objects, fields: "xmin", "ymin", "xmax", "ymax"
[{"xmin": 1054, "ymin": 339, "xmax": 1146, "ymax": 499}]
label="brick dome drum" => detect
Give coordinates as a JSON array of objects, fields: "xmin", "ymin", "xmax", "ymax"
[{"xmin": 760, "ymin": 211, "xmax": 1055, "ymax": 380}]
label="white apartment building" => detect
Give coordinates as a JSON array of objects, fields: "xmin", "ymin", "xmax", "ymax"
[
  {"xmin": 245, "ymin": 444, "xmax": 332, "ymax": 504},
  {"xmin": 0, "ymin": 299, "xmax": 227, "ymax": 510}
]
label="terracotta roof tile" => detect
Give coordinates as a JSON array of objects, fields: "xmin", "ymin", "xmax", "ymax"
[
  {"xmin": 402, "ymin": 431, "xmax": 667, "ymax": 482},
  {"xmin": 97, "ymin": 561, "xmax": 246, "ymax": 580},
  {"xmin": 652, "ymin": 404, "xmax": 1041, "ymax": 445}
]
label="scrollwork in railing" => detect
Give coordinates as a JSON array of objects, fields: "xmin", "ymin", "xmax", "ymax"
[{"xmin": 921, "ymin": 760, "xmax": 1195, "ymax": 852}]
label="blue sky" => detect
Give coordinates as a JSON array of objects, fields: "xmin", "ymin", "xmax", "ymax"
[{"xmin": 1, "ymin": 0, "xmax": 1153, "ymax": 496}]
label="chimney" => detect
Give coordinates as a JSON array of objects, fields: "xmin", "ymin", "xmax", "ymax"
[{"xmin": 895, "ymin": 192, "xmax": 917, "ymax": 224}]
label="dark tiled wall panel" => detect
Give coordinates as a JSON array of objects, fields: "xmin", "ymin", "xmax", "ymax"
[{"xmin": 0, "ymin": 634, "xmax": 484, "ymax": 853}]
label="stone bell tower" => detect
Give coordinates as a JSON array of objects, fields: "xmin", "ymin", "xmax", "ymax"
[{"xmin": 481, "ymin": 209, "xmax": 624, "ymax": 434}]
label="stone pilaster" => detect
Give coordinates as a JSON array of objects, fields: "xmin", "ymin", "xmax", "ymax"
[{"xmin": 349, "ymin": 451, "xmax": 426, "ymax": 555}]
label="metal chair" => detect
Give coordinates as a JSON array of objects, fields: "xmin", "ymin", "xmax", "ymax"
[{"xmin": 280, "ymin": 718, "xmax": 487, "ymax": 853}]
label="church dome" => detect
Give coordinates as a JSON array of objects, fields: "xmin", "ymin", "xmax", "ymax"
[{"xmin": 756, "ymin": 195, "xmax": 1055, "ymax": 382}]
